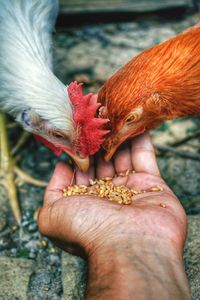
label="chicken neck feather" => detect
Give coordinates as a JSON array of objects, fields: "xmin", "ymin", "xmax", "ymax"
[{"xmin": 0, "ymin": 0, "xmax": 74, "ymax": 135}]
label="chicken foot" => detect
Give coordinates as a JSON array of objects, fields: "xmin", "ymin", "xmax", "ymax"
[
  {"xmin": 11, "ymin": 131, "xmax": 31, "ymax": 156},
  {"xmin": 0, "ymin": 112, "xmax": 47, "ymax": 224}
]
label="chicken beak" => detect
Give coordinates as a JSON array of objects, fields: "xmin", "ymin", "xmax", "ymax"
[
  {"xmin": 104, "ymin": 143, "xmax": 120, "ymax": 161},
  {"xmin": 62, "ymin": 149, "xmax": 90, "ymax": 172},
  {"xmin": 72, "ymin": 155, "xmax": 90, "ymax": 172},
  {"xmin": 104, "ymin": 126, "xmax": 146, "ymax": 161},
  {"xmin": 103, "ymin": 136, "xmax": 121, "ymax": 161}
]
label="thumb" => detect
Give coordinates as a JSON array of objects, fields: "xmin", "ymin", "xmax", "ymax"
[{"xmin": 44, "ymin": 162, "xmax": 74, "ymax": 206}]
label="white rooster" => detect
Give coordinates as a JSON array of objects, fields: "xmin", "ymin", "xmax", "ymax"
[{"xmin": 0, "ymin": 0, "xmax": 108, "ymax": 223}]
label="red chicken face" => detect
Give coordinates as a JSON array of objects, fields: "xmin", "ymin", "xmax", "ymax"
[
  {"xmin": 20, "ymin": 82, "xmax": 109, "ymax": 171},
  {"xmin": 21, "ymin": 109, "xmax": 91, "ymax": 171}
]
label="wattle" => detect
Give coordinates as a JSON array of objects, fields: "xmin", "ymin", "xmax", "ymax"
[{"xmin": 34, "ymin": 134, "xmax": 62, "ymax": 156}]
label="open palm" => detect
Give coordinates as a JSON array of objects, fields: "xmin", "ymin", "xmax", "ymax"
[{"xmin": 38, "ymin": 133, "xmax": 187, "ymax": 258}]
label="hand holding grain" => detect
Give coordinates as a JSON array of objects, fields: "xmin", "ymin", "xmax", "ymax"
[{"xmin": 38, "ymin": 133, "xmax": 190, "ymax": 300}]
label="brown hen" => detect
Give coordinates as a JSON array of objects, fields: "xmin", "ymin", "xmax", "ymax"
[{"xmin": 98, "ymin": 23, "xmax": 200, "ymax": 160}]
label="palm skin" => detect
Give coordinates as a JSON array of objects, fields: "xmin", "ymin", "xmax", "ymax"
[
  {"xmin": 38, "ymin": 133, "xmax": 187, "ymax": 258},
  {"xmin": 39, "ymin": 133, "xmax": 190, "ymax": 299}
]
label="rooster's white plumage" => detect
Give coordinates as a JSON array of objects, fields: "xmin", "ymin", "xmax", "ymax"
[
  {"xmin": 0, "ymin": 0, "xmax": 75, "ymax": 136},
  {"xmin": 0, "ymin": 0, "xmax": 110, "ymax": 170},
  {"xmin": 0, "ymin": 0, "xmax": 108, "ymax": 223}
]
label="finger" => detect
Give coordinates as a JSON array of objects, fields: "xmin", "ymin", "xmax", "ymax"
[
  {"xmin": 96, "ymin": 154, "xmax": 115, "ymax": 179},
  {"xmin": 75, "ymin": 160, "xmax": 95, "ymax": 185},
  {"xmin": 112, "ymin": 176, "xmax": 128, "ymax": 187},
  {"xmin": 44, "ymin": 162, "xmax": 74, "ymax": 205},
  {"xmin": 131, "ymin": 132, "xmax": 160, "ymax": 176},
  {"xmin": 126, "ymin": 173, "xmax": 166, "ymax": 191},
  {"xmin": 114, "ymin": 142, "xmax": 132, "ymax": 174}
]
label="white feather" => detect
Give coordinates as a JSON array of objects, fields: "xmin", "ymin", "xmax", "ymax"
[{"xmin": 0, "ymin": 0, "xmax": 74, "ymax": 134}]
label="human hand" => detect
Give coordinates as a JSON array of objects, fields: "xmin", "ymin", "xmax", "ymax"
[
  {"xmin": 38, "ymin": 133, "xmax": 187, "ymax": 257},
  {"xmin": 38, "ymin": 132, "xmax": 190, "ymax": 299}
]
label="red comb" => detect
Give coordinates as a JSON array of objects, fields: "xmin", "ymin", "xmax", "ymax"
[{"xmin": 68, "ymin": 81, "xmax": 109, "ymax": 156}]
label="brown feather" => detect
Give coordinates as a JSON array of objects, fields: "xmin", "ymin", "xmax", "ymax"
[{"xmin": 98, "ymin": 23, "xmax": 200, "ymax": 159}]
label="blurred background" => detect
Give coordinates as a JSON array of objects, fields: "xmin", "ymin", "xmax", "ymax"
[{"xmin": 1, "ymin": 1, "xmax": 200, "ymax": 299}]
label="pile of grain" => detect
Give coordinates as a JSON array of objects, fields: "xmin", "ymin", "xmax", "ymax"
[{"xmin": 63, "ymin": 171, "xmax": 163, "ymax": 205}]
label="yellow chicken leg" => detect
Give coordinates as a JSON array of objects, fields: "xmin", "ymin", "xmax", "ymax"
[{"xmin": 0, "ymin": 112, "xmax": 47, "ymax": 224}]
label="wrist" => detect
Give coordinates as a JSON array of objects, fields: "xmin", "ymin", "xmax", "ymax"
[
  {"xmin": 88, "ymin": 232, "xmax": 185, "ymax": 263},
  {"xmin": 86, "ymin": 237, "xmax": 190, "ymax": 300}
]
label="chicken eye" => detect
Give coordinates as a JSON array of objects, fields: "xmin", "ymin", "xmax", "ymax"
[
  {"xmin": 125, "ymin": 107, "xmax": 143, "ymax": 124},
  {"xmin": 22, "ymin": 111, "xmax": 31, "ymax": 126},
  {"xmin": 125, "ymin": 115, "xmax": 137, "ymax": 124},
  {"xmin": 51, "ymin": 132, "xmax": 64, "ymax": 139}
]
